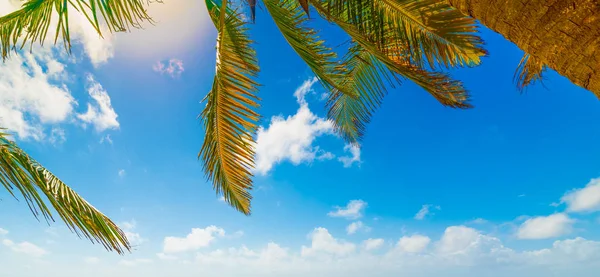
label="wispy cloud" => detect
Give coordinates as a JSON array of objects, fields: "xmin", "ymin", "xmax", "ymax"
[
  {"xmin": 153, "ymin": 59, "xmax": 184, "ymax": 78},
  {"xmin": 338, "ymin": 144, "xmax": 361, "ymax": 168},
  {"xmin": 77, "ymin": 75, "xmax": 119, "ymax": 132},
  {"xmin": 100, "ymin": 134, "xmax": 113, "ymax": 144},
  {"xmin": 328, "ymin": 200, "xmax": 368, "ymax": 220},
  {"xmin": 414, "ymin": 204, "xmax": 441, "ymax": 220},
  {"xmin": 2, "ymin": 239, "xmax": 47, "ymax": 257}
]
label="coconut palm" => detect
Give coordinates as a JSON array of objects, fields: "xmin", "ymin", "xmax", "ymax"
[{"xmin": 0, "ymin": 0, "xmax": 485, "ymax": 251}]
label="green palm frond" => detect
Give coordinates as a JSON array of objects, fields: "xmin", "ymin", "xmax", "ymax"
[
  {"xmin": 328, "ymin": 45, "xmax": 398, "ymax": 143},
  {"xmin": 0, "ymin": 131, "xmax": 129, "ymax": 254},
  {"xmin": 200, "ymin": 0, "xmax": 260, "ymax": 215},
  {"xmin": 514, "ymin": 53, "xmax": 545, "ymax": 91},
  {"xmin": 0, "ymin": 0, "xmax": 152, "ymax": 60},
  {"xmin": 264, "ymin": 0, "xmax": 356, "ymax": 98},
  {"xmin": 319, "ymin": 0, "xmax": 486, "ymax": 69},
  {"xmin": 310, "ymin": 0, "xmax": 471, "ymax": 108}
]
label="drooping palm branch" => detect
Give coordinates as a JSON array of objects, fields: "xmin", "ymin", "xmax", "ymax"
[
  {"xmin": 0, "ymin": 0, "xmax": 487, "ymax": 219},
  {"xmin": 0, "ymin": 130, "xmax": 130, "ymax": 253},
  {"xmin": 322, "ymin": 0, "xmax": 487, "ymax": 69},
  {"xmin": 263, "ymin": 0, "xmax": 355, "ymax": 98},
  {"xmin": 199, "ymin": 0, "xmax": 260, "ymax": 214},
  {"xmin": 327, "ymin": 45, "xmax": 399, "ymax": 143}
]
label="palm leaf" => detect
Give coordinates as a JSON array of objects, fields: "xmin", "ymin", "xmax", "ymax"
[
  {"xmin": 200, "ymin": 0, "xmax": 260, "ymax": 215},
  {"xmin": 0, "ymin": 0, "xmax": 152, "ymax": 60},
  {"xmin": 311, "ymin": 0, "xmax": 471, "ymax": 108},
  {"xmin": 327, "ymin": 44, "xmax": 398, "ymax": 143},
  {"xmin": 264, "ymin": 0, "xmax": 356, "ymax": 98},
  {"xmin": 514, "ymin": 53, "xmax": 545, "ymax": 91},
  {"xmin": 319, "ymin": 0, "xmax": 486, "ymax": 69},
  {"xmin": 0, "ymin": 130, "xmax": 129, "ymax": 254}
]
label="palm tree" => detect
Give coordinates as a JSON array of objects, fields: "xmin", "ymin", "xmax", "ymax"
[
  {"xmin": 0, "ymin": 0, "xmax": 485, "ymax": 245},
  {"xmin": 447, "ymin": 0, "xmax": 600, "ymax": 94}
]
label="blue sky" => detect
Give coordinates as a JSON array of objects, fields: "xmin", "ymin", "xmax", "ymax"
[{"xmin": 2, "ymin": 0, "xmax": 600, "ymax": 276}]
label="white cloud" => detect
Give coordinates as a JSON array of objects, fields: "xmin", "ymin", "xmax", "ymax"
[
  {"xmin": 77, "ymin": 75, "xmax": 119, "ymax": 131},
  {"xmin": 397, "ymin": 235, "xmax": 431, "ymax": 253},
  {"xmin": 0, "ymin": 228, "xmax": 7, "ymax": 235},
  {"xmin": 414, "ymin": 204, "xmax": 440, "ymax": 220},
  {"xmin": 517, "ymin": 213, "xmax": 574, "ymax": 240},
  {"xmin": 338, "ymin": 144, "xmax": 361, "ymax": 168},
  {"xmin": 316, "ymin": 151, "xmax": 335, "ymax": 161},
  {"xmin": 84, "ymin": 257, "xmax": 101, "ymax": 264},
  {"xmin": 49, "ymin": 127, "xmax": 66, "ymax": 144},
  {"xmin": 118, "ymin": 169, "xmax": 126, "ymax": 178},
  {"xmin": 119, "ymin": 258, "xmax": 152, "ymax": 266},
  {"xmin": 0, "ymin": 2, "xmax": 119, "ymax": 141},
  {"xmin": 254, "ymin": 78, "xmax": 334, "ymax": 175},
  {"xmin": 346, "ymin": 221, "xmax": 370, "ymax": 235},
  {"xmin": 121, "ymin": 220, "xmax": 136, "ymax": 231},
  {"xmin": 522, "ymin": 237, "xmax": 600, "ymax": 265},
  {"xmin": 195, "ymin": 242, "xmax": 290, "ymax": 267},
  {"xmin": 120, "ymin": 219, "xmax": 144, "ymax": 245},
  {"xmin": 126, "ymin": 232, "xmax": 145, "ymax": 246},
  {"xmin": 328, "ymin": 200, "xmax": 368, "ymax": 220},
  {"xmin": 153, "ymin": 58, "xmax": 184, "ymax": 78},
  {"xmin": 435, "ymin": 226, "xmax": 507, "ymax": 259},
  {"xmin": 561, "ymin": 178, "xmax": 600, "ymax": 213},
  {"xmin": 2, "ymin": 239, "xmax": 47, "ymax": 257},
  {"xmin": 68, "ymin": 7, "xmax": 115, "ymax": 66},
  {"xmin": 301, "ymin": 228, "xmax": 355, "ymax": 257},
  {"xmin": 293, "ymin": 77, "xmax": 318, "ymax": 104},
  {"xmin": 100, "ymin": 134, "xmax": 113, "ymax": 144},
  {"xmin": 4, "ymin": 224, "xmax": 600, "ymax": 277},
  {"xmin": 163, "ymin": 226, "xmax": 225, "ymax": 253},
  {"xmin": 157, "ymin": 252, "xmax": 178, "ymax": 260},
  {"xmin": 0, "ymin": 51, "xmax": 74, "ymax": 140},
  {"xmin": 363, "ymin": 238, "xmax": 384, "ymax": 251}
]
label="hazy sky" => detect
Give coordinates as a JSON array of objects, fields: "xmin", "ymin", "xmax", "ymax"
[{"xmin": 1, "ymin": 1, "xmax": 600, "ymax": 276}]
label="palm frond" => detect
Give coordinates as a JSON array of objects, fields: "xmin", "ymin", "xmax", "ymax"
[
  {"xmin": 200, "ymin": 0, "xmax": 260, "ymax": 215},
  {"xmin": 0, "ymin": 0, "xmax": 152, "ymax": 60},
  {"xmin": 311, "ymin": 0, "xmax": 471, "ymax": 108},
  {"xmin": 0, "ymin": 130, "xmax": 129, "ymax": 254},
  {"xmin": 319, "ymin": 0, "xmax": 486, "ymax": 69},
  {"xmin": 327, "ymin": 44, "xmax": 397, "ymax": 143},
  {"xmin": 264, "ymin": 0, "xmax": 356, "ymax": 98},
  {"xmin": 514, "ymin": 53, "xmax": 545, "ymax": 91}
]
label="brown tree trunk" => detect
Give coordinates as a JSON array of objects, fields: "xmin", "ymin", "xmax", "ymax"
[{"xmin": 447, "ymin": 0, "xmax": 600, "ymax": 96}]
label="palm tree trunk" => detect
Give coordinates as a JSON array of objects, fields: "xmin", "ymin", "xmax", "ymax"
[{"xmin": 447, "ymin": 0, "xmax": 600, "ymax": 95}]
